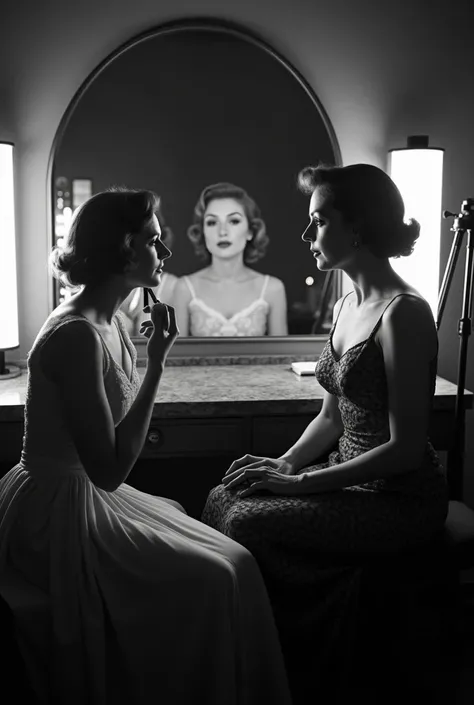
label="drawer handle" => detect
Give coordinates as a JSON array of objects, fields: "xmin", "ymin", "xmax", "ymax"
[{"xmin": 147, "ymin": 429, "xmax": 162, "ymax": 445}]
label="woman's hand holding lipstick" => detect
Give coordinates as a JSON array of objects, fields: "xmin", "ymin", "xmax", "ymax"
[{"xmin": 140, "ymin": 288, "xmax": 179, "ymax": 368}]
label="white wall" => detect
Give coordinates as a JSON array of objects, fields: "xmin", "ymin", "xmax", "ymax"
[{"xmin": 2, "ymin": 0, "xmax": 474, "ymax": 503}]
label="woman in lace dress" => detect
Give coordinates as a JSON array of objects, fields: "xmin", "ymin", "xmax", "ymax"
[
  {"xmin": 0, "ymin": 188, "xmax": 292, "ymax": 705},
  {"xmin": 201, "ymin": 164, "xmax": 449, "ymax": 701},
  {"xmin": 173, "ymin": 182, "xmax": 288, "ymax": 336}
]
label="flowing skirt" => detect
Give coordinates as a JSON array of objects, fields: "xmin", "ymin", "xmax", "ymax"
[{"xmin": 0, "ymin": 461, "xmax": 292, "ymax": 705}]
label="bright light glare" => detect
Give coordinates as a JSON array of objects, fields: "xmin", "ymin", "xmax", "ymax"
[
  {"xmin": 0, "ymin": 143, "xmax": 19, "ymax": 349},
  {"xmin": 389, "ymin": 147, "xmax": 444, "ymax": 317}
]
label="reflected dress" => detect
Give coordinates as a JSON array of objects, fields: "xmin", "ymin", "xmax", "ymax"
[
  {"xmin": 201, "ymin": 294, "xmax": 449, "ymax": 691},
  {"xmin": 0, "ymin": 312, "xmax": 292, "ymax": 705},
  {"xmin": 182, "ymin": 275, "xmax": 270, "ymax": 336}
]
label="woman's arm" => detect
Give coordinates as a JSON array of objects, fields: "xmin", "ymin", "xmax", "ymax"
[
  {"xmin": 267, "ymin": 277, "xmax": 288, "ymax": 336},
  {"xmin": 278, "ymin": 294, "xmax": 348, "ymax": 468},
  {"xmin": 172, "ymin": 277, "xmax": 191, "ymax": 337},
  {"xmin": 280, "ymin": 391, "xmax": 343, "ymax": 470},
  {"xmin": 223, "ymin": 296, "xmax": 346, "ymax": 482},
  {"xmin": 299, "ymin": 296, "xmax": 438, "ymax": 493},
  {"xmin": 41, "ymin": 307, "xmax": 176, "ymax": 491},
  {"xmin": 222, "ymin": 389, "xmax": 343, "ymax": 484}
]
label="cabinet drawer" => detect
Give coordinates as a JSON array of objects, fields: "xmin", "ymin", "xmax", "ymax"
[
  {"xmin": 140, "ymin": 418, "xmax": 250, "ymax": 458},
  {"xmin": 252, "ymin": 414, "xmax": 315, "ymax": 456}
]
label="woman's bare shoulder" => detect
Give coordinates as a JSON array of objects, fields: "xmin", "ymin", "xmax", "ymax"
[
  {"xmin": 265, "ymin": 274, "xmax": 286, "ymax": 295},
  {"xmin": 388, "ymin": 289, "xmax": 434, "ymax": 318},
  {"xmin": 380, "ymin": 292, "xmax": 438, "ymax": 355},
  {"xmin": 40, "ymin": 314, "xmax": 102, "ymax": 380}
]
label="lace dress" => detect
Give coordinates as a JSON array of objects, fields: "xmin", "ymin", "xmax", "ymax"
[
  {"xmin": 0, "ymin": 312, "xmax": 291, "ymax": 705},
  {"xmin": 183, "ymin": 274, "xmax": 270, "ymax": 336},
  {"xmin": 201, "ymin": 294, "xmax": 449, "ymax": 694}
]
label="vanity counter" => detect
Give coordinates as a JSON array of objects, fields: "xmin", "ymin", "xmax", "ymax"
[
  {"xmin": 0, "ymin": 364, "xmax": 471, "ymax": 514},
  {"xmin": 0, "ymin": 364, "xmax": 469, "ymax": 421}
]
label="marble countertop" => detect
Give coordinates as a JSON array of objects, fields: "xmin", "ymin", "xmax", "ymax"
[{"xmin": 0, "ymin": 364, "xmax": 471, "ymax": 421}]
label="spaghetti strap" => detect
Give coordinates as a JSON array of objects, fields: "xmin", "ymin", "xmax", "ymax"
[
  {"xmin": 367, "ymin": 293, "xmax": 425, "ymax": 340},
  {"xmin": 332, "ymin": 291, "xmax": 354, "ymax": 332},
  {"xmin": 260, "ymin": 274, "xmax": 270, "ymax": 300},
  {"xmin": 183, "ymin": 275, "xmax": 197, "ymax": 299}
]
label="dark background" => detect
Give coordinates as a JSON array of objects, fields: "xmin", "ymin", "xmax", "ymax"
[{"xmin": 53, "ymin": 28, "xmax": 339, "ymax": 333}]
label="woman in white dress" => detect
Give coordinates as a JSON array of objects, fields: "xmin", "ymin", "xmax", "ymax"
[
  {"xmin": 173, "ymin": 182, "xmax": 288, "ymax": 337},
  {"xmin": 0, "ymin": 187, "xmax": 292, "ymax": 705}
]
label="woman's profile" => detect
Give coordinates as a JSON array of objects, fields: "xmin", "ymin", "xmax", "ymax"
[{"xmin": 173, "ymin": 182, "xmax": 288, "ymax": 336}]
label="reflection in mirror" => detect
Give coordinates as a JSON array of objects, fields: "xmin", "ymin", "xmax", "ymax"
[
  {"xmin": 173, "ymin": 181, "xmax": 289, "ymax": 337},
  {"xmin": 52, "ymin": 20, "xmax": 342, "ymax": 339}
]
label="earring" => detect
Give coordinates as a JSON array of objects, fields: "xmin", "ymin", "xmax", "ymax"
[{"xmin": 352, "ymin": 240, "xmax": 360, "ymax": 248}]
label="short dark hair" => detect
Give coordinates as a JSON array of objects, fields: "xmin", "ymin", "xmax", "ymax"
[
  {"xmin": 50, "ymin": 186, "xmax": 161, "ymax": 287},
  {"xmin": 297, "ymin": 163, "xmax": 420, "ymax": 258},
  {"xmin": 187, "ymin": 182, "xmax": 269, "ymax": 264}
]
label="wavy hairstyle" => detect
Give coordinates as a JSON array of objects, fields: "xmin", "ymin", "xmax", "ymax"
[
  {"xmin": 297, "ymin": 163, "xmax": 420, "ymax": 258},
  {"xmin": 50, "ymin": 186, "xmax": 166, "ymax": 287},
  {"xmin": 187, "ymin": 182, "xmax": 269, "ymax": 264}
]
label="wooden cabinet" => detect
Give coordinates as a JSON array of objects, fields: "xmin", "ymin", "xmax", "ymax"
[
  {"xmin": 0, "ymin": 402, "xmax": 468, "ymax": 518},
  {"xmin": 251, "ymin": 415, "xmax": 314, "ymax": 456},
  {"xmin": 127, "ymin": 415, "xmax": 316, "ymax": 517},
  {"xmin": 141, "ymin": 417, "xmax": 252, "ymax": 458}
]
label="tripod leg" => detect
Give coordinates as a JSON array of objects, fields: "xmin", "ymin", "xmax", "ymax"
[
  {"xmin": 447, "ymin": 229, "xmax": 474, "ymax": 500},
  {"xmin": 437, "ymin": 229, "xmax": 464, "ymax": 330}
]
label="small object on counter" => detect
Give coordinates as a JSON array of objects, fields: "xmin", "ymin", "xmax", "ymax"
[{"xmin": 290, "ymin": 361, "xmax": 317, "ymax": 376}]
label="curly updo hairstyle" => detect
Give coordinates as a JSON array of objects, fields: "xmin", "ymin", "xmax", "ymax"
[
  {"xmin": 50, "ymin": 187, "xmax": 165, "ymax": 287},
  {"xmin": 187, "ymin": 182, "xmax": 269, "ymax": 264},
  {"xmin": 297, "ymin": 163, "xmax": 420, "ymax": 258}
]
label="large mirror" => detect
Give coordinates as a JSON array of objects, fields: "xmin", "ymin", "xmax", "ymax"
[{"xmin": 50, "ymin": 18, "xmax": 342, "ymax": 353}]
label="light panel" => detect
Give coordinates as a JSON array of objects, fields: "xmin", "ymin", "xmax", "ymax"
[
  {"xmin": 0, "ymin": 142, "xmax": 19, "ymax": 350},
  {"xmin": 388, "ymin": 139, "xmax": 444, "ymax": 317}
]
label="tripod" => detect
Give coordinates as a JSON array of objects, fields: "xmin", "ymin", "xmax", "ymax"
[{"xmin": 437, "ymin": 198, "xmax": 474, "ymax": 500}]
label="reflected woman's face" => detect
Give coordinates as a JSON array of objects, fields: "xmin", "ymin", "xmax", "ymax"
[{"xmin": 203, "ymin": 198, "xmax": 251, "ymax": 260}]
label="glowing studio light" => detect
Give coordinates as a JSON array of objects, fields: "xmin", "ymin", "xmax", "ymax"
[
  {"xmin": 388, "ymin": 135, "xmax": 444, "ymax": 317},
  {"xmin": 0, "ymin": 141, "xmax": 19, "ymax": 351}
]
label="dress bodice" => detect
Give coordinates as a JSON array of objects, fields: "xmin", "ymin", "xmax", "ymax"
[
  {"xmin": 184, "ymin": 275, "xmax": 270, "ymax": 337},
  {"xmin": 21, "ymin": 311, "xmax": 141, "ymax": 471},
  {"xmin": 315, "ymin": 293, "xmax": 441, "ymax": 492}
]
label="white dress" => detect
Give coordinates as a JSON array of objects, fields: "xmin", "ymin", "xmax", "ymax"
[
  {"xmin": 0, "ymin": 312, "xmax": 292, "ymax": 705},
  {"xmin": 183, "ymin": 275, "xmax": 270, "ymax": 337}
]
